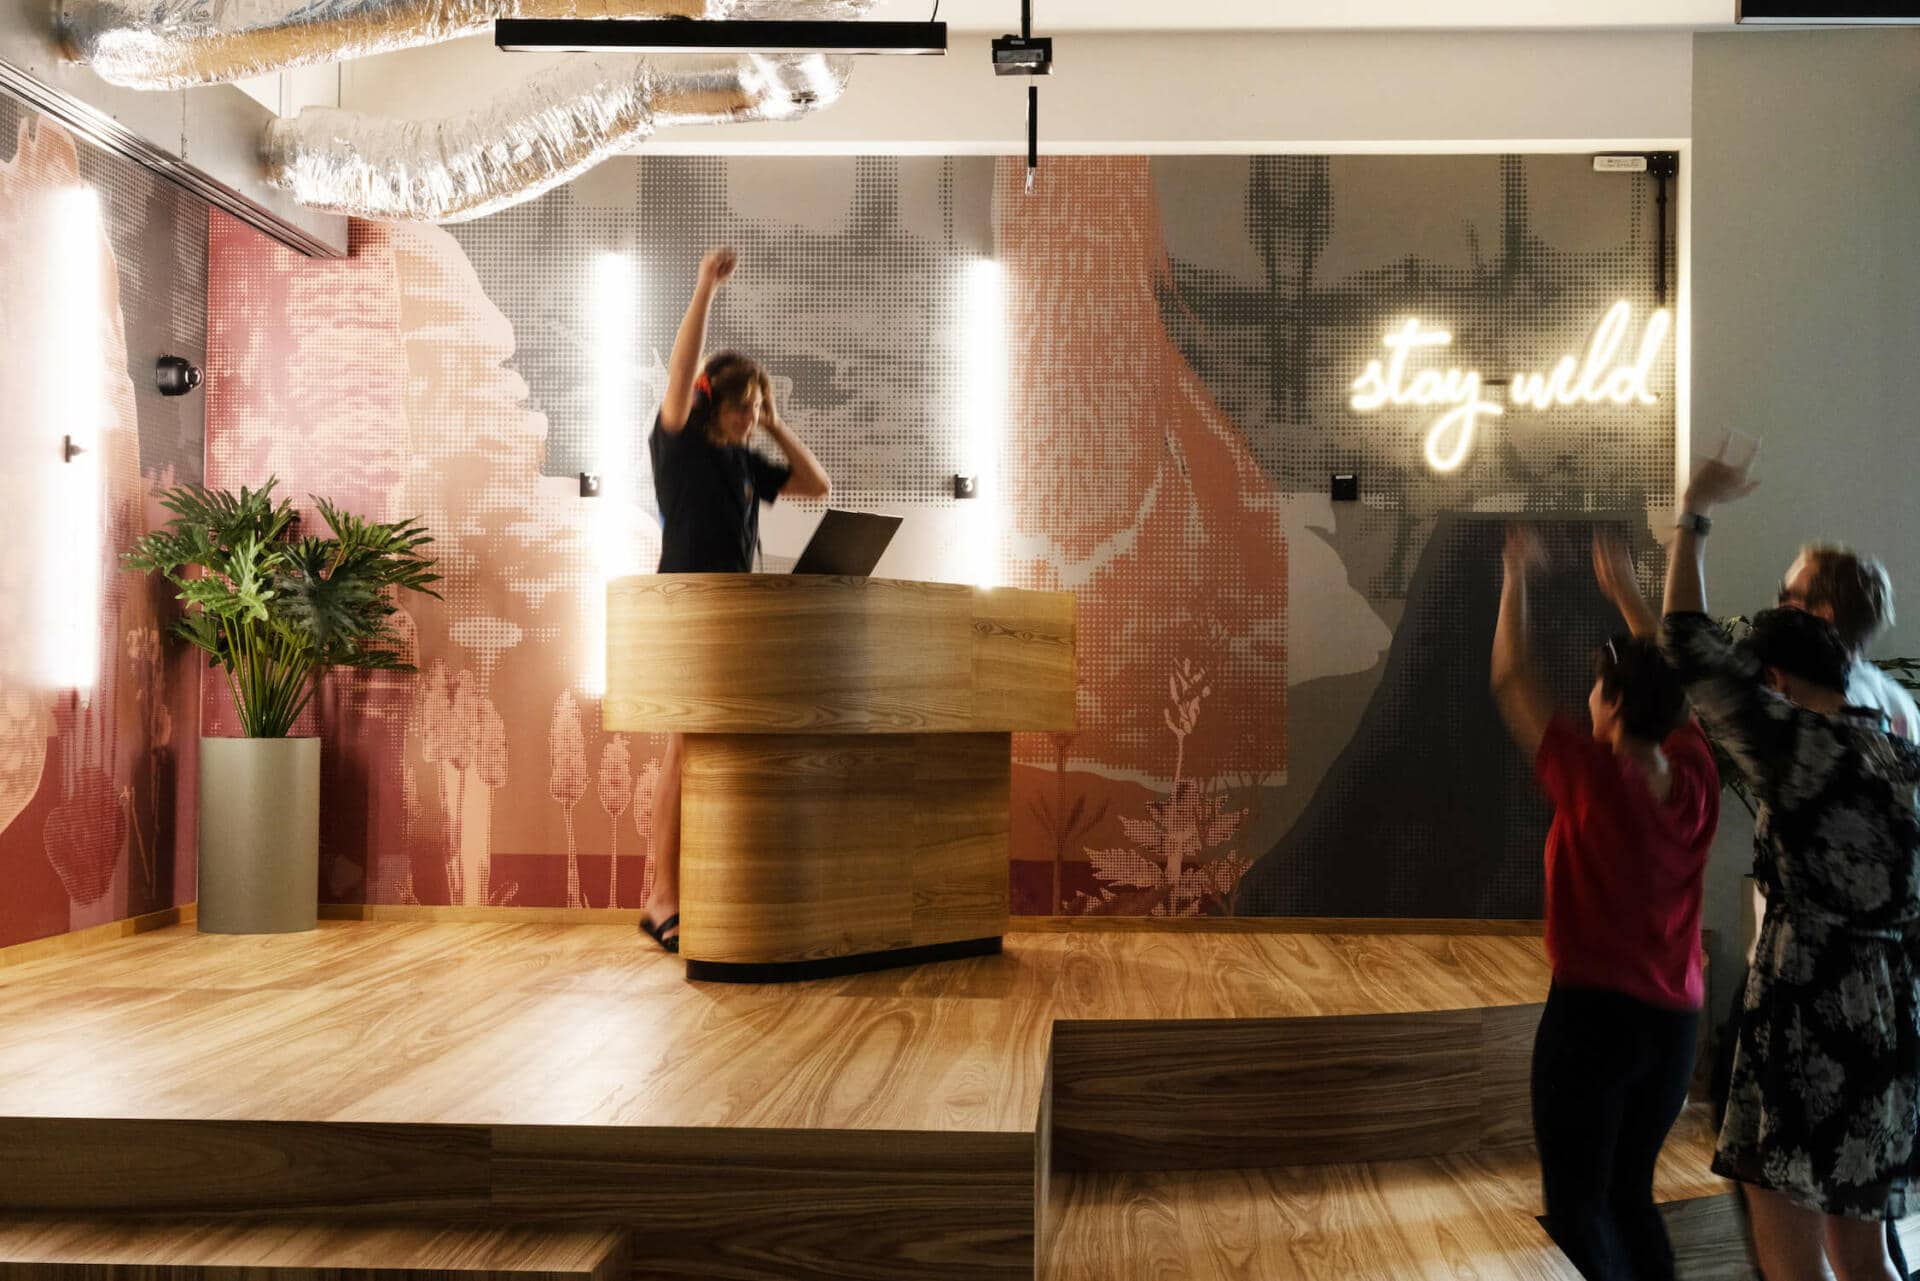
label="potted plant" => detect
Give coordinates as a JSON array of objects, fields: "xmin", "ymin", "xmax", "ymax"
[{"xmin": 125, "ymin": 480, "xmax": 439, "ymax": 934}]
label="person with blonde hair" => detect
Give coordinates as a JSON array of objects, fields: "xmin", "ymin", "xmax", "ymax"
[
  {"xmin": 639, "ymin": 246, "xmax": 831, "ymax": 953},
  {"xmin": 1664, "ymin": 445, "xmax": 1920, "ymax": 1281},
  {"xmin": 1779, "ymin": 542, "xmax": 1914, "ymax": 738}
]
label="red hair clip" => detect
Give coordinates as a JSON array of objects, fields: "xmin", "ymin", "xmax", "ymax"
[{"xmin": 693, "ymin": 372, "xmax": 712, "ymax": 397}]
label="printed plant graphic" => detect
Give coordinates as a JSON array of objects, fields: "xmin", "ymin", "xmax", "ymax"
[
  {"xmin": 598, "ymin": 735, "xmax": 633, "ymax": 909},
  {"xmin": 632, "ymin": 757, "xmax": 660, "ymax": 907},
  {"xmin": 549, "ymin": 689, "xmax": 589, "ymax": 909},
  {"xmin": 1076, "ymin": 658, "xmax": 1250, "ymax": 916},
  {"xmin": 122, "ymin": 625, "xmax": 171, "ymax": 893},
  {"xmin": 1029, "ymin": 730, "xmax": 1107, "ymax": 913}
]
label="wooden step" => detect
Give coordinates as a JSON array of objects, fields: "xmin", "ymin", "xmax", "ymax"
[{"xmin": 0, "ymin": 1218, "xmax": 627, "ymax": 1280}]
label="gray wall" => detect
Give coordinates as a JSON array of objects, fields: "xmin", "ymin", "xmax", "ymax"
[{"xmin": 1692, "ymin": 29, "xmax": 1920, "ymax": 1013}]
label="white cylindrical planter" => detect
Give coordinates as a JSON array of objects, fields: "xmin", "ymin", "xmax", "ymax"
[{"xmin": 198, "ymin": 736, "xmax": 320, "ymax": 934}]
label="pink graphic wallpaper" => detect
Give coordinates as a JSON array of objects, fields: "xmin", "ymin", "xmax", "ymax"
[{"xmin": 0, "ymin": 107, "xmax": 205, "ymax": 951}]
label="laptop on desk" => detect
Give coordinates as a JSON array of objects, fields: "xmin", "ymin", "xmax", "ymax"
[{"xmin": 790, "ymin": 509, "xmax": 903, "ymax": 577}]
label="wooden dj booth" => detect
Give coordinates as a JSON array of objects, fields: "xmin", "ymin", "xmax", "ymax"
[{"xmin": 605, "ymin": 574, "xmax": 1076, "ymax": 982}]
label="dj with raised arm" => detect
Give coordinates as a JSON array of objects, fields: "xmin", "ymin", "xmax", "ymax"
[{"xmin": 639, "ymin": 245, "xmax": 832, "ymax": 954}]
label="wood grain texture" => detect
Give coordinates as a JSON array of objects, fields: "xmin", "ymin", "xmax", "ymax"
[
  {"xmin": 0, "ymin": 922, "xmax": 1566, "ymax": 1280},
  {"xmin": 1051, "ymin": 1009, "xmax": 1515, "ymax": 1170},
  {"xmin": 679, "ymin": 733, "xmax": 1010, "ymax": 965},
  {"xmin": 0, "ymin": 1218, "xmax": 625, "ymax": 1279},
  {"xmin": 493, "ymin": 1126, "xmax": 1033, "ymax": 1281},
  {"xmin": 1010, "ymin": 915, "xmax": 1544, "ymax": 935},
  {"xmin": 1043, "ymin": 1105, "xmax": 1733, "ymax": 1281},
  {"xmin": 0, "ymin": 905, "xmax": 198, "ymax": 969},
  {"xmin": 603, "ymin": 575, "xmax": 1074, "ymax": 735}
]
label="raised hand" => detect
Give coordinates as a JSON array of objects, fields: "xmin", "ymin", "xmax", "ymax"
[
  {"xmin": 698, "ymin": 246, "xmax": 738, "ymax": 289},
  {"xmin": 1593, "ymin": 527, "xmax": 1658, "ymax": 638},
  {"xmin": 1504, "ymin": 523, "xmax": 1547, "ymax": 578},
  {"xmin": 1592, "ymin": 528, "xmax": 1637, "ymax": 604},
  {"xmin": 1683, "ymin": 436, "xmax": 1761, "ymax": 513}
]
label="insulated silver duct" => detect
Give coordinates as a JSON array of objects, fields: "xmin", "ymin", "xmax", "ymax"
[
  {"xmin": 60, "ymin": 0, "xmax": 868, "ymax": 91},
  {"xmin": 60, "ymin": 0, "xmax": 710, "ymax": 91},
  {"xmin": 261, "ymin": 52, "xmax": 848, "ymax": 222}
]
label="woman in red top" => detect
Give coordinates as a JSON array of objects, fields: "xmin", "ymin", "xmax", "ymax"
[{"xmin": 1491, "ymin": 526, "xmax": 1721, "ymax": 1281}]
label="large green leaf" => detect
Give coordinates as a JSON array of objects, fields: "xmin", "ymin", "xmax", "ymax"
[{"xmin": 120, "ymin": 478, "xmax": 440, "ymax": 735}]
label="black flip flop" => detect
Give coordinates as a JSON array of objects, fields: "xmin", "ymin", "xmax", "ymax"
[{"xmin": 639, "ymin": 912, "xmax": 681, "ymax": 955}]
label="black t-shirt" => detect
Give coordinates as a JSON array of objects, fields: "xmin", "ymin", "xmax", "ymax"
[{"xmin": 649, "ymin": 398, "xmax": 792, "ymax": 573}]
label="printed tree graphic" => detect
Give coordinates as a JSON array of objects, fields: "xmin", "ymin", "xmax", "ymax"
[
  {"xmin": 474, "ymin": 693, "xmax": 509, "ymax": 905},
  {"xmin": 549, "ymin": 689, "xmax": 589, "ymax": 909},
  {"xmin": 598, "ymin": 735, "xmax": 633, "ymax": 909},
  {"xmin": 632, "ymin": 757, "xmax": 660, "ymax": 907}
]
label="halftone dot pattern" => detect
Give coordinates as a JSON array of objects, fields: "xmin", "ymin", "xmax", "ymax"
[
  {"xmin": 1158, "ymin": 154, "xmax": 1673, "ymax": 599},
  {"xmin": 449, "ymin": 155, "xmax": 994, "ymax": 519},
  {"xmin": 0, "ymin": 96, "xmax": 208, "ymax": 946},
  {"xmin": 0, "ymin": 96, "xmax": 207, "ymax": 486},
  {"xmin": 192, "ymin": 150, "xmax": 1676, "ymax": 919}
]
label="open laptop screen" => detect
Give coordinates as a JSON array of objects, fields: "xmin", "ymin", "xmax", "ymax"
[{"xmin": 789, "ymin": 509, "xmax": 903, "ymax": 576}]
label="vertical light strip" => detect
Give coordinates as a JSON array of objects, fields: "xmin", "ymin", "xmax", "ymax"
[
  {"xmin": 964, "ymin": 257, "xmax": 1007, "ymax": 589},
  {"xmin": 42, "ymin": 188, "xmax": 104, "ymax": 691},
  {"xmin": 584, "ymin": 250, "xmax": 638, "ymax": 699}
]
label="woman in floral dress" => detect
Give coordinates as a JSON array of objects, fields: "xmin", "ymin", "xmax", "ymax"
[{"xmin": 1661, "ymin": 442, "xmax": 1920, "ymax": 1281}]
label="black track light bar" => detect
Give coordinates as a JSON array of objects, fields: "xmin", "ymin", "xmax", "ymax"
[{"xmin": 495, "ymin": 17, "xmax": 948, "ymax": 55}]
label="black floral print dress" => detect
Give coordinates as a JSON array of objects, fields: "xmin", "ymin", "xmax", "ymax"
[{"xmin": 1663, "ymin": 612, "xmax": 1920, "ymax": 1218}]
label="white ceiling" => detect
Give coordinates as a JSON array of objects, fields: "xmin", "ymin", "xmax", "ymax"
[{"xmin": 865, "ymin": 0, "xmax": 1736, "ymax": 31}]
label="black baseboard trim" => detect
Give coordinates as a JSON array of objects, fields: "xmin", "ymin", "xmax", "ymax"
[{"xmin": 686, "ymin": 936, "xmax": 1003, "ymax": 984}]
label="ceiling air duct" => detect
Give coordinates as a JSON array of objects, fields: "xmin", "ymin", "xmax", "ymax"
[
  {"xmin": 56, "ymin": 0, "xmax": 872, "ymax": 89},
  {"xmin": 261, "ymin": 51, "xmax": 849, "ymax": 222}
]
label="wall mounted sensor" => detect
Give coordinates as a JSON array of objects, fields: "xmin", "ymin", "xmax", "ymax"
[
  {"xmin": 155, "ymin": 355, "xmax": 201, "ymax": 396},
  {"xmin": 953, "ymin": 474, "xmax": 978, "ymax": 500},
  {"xmin": 579, "ymin": 473, "xmax": 602, "ymax": 498},
  {"xmin": 1331, "ymin": 473, "xmax": 1358, "ymax": 502}
]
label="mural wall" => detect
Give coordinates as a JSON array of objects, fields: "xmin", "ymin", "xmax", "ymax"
[
  {"xmin": 204, "ymin": 152, "xmax": 1675, "ymax": 919},
  {"xmin": 0, "ymin": 98, "xmax": 207, "ymax": 951}
]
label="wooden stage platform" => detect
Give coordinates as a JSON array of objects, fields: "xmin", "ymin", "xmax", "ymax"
[{"xmin": 0, "ymin": 921, "xmax": 1722, "ymax": 1280}]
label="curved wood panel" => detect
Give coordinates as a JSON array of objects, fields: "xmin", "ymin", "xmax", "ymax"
[
  {"xmin": 604, "ymin": 575, "xmax": 1075, "ymax": 734},
  {"xmin": 679, "ymin": 732, "xmax": 1012, "ymax": 967}
]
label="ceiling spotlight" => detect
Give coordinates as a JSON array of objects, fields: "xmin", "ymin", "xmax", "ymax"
[
  {"xmin": 991, "ymin": 2, "xmax": 1051, "ymax": 192},
  {"xmin": 495, "ymin": 17, "xmax": 948, "ymax": 55}
]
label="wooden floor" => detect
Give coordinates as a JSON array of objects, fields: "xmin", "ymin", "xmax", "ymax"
[
  {"xmin": 1045, "ymin": 1106, "xmax": 1730, "ymax": 1281},
  {"xmin": 0, "ymin": 922, "xmax": 1550, "ymax": 1131},
  {"xmin": 0, "ymin": 1218, "xmax": 627, "ymax": 1279},
  {"xmin": 0, "ymin": 920, "xmax": 1576, "ymax": 1280}
]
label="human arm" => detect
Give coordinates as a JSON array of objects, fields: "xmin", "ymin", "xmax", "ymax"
[
  {"xmin": 659, "ymin": 247, "xmax": 736, "ymax": 433},
  {"xmin": 756, "ymin": 371, "xmax": 831, "ymax": 501},
  {"xmin": 1662, "ymin": 439, "xmax": 1759, "ymax": 619},
  {"xmin": 1593, "ymin": 528, "xmax": 1659, "ymax": 640},
  {"xmin": 1491, "ymin": 524, "xmax": 1553, "ymax": 757},
  {"xmin": 1657, "ymin": 440, "xmax": 1798, "ymax": 797}
]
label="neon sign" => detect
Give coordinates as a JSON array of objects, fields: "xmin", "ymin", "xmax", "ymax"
[{"xmin": 1348, "ymin": 301, "xmax": 1672, "ymax": 472}]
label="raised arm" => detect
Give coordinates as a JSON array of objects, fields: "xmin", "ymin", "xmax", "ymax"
[
  {"xmin": 756, "ymin": 371, "xmax": 831, "ymax": 500},
  {"xmin": 660, "ymin": 247, "xmax": 736, "ymax": 433},
  {"xmin": 1663, "ymin": 439, "xmax": 1759, "ymax": 619},
  {"xmin": 1593, "ymin": 528, "xmax": 1659, "ymax": 640},
  {"xmin": 1491, "ymin": 524, "xmax": 1554, "ymax": 756},
  {"xmin": 1658, "ymin": 440, "xmax": 1798, "ymax": 796}
]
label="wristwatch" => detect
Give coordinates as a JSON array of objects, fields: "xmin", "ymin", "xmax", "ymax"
[{"xmin": 1675, "ymin": 511, "xmax": 1712, "ymax": 536}]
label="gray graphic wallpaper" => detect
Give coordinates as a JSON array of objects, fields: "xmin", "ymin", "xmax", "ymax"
[{"xmin": 200, "ymin": 151, "xmax": 1675, "ymax": 918}]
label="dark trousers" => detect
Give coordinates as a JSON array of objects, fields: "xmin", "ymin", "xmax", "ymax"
[
  {"xmin": 1710, "ymin": 963, "xmax": 1910, "ymax": 1280},
  {"xmin": 1533, "ymin": 983, "xmax": 1700, "ymax": 1281}
]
